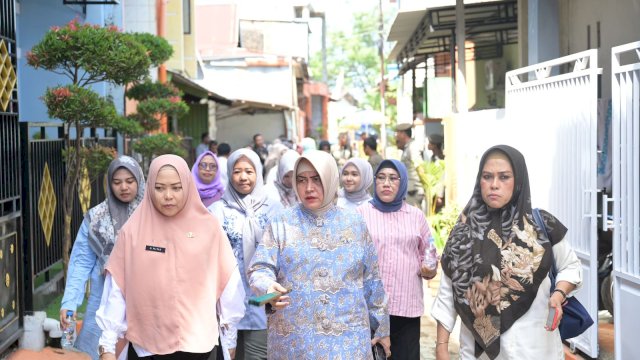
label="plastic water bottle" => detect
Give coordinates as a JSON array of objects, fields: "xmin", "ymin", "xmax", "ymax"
[
  {"xmin": 422, "ymin": 242, "xmax": 438, "ymax": 270},
  {"xmin": 61, "ymin": 310, "xmax": 76, "ymax": 350}
]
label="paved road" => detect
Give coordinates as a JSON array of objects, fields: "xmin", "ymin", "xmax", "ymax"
[{"xmin": 420, "ymin": 272, "xmax": 460, "ymax": 360}]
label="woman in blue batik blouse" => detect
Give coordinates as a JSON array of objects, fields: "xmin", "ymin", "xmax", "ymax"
[{"xmin": 248, "ymin": 150, "xmax": 391, "ymax": 360}]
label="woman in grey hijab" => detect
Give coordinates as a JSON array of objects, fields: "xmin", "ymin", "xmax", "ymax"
[
  {"xmin": 208, "ymin": 149, "xmax": 283, "ymax": 360},
  {"xmin": 337, "ymin": 157, "xmax": 374, "ymax": 211},
  {"xmin": 264, "ymin": 149, "xmax": 300, "ymax": 208},
  {"xmin": 59, "ymin": 156, "xmax": 145, "ymax": 359}
]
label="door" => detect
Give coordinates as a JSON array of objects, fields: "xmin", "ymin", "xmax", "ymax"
[{"xmin": 611, "ymin": 40, "xmax": 640, "ymax": 360}]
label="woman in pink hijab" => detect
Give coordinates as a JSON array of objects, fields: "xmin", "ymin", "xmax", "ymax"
[{"xmin": 96, "ymin": 155, "xmax": 244, "ymax": 360}]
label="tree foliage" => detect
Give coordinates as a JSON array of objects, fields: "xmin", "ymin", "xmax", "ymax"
[
  {"xmin": 132, "ymin": 133, "xmax": 187, "ymax": 164},
  {"xmin": 27, "ymin": 20, "xmax": 151, "ymax": 86},
  {"xmin": 43, "ymin": 85, "xmax": 118, "ymax": 127},
  {"xmin": 130, "ymin": 32, "xmax": 174, "ymax": 67},
  {"xmin": 27, "ymin": 19, "xmax": 174, "ymax": 281},
  {"xmin": 309, "ymin": 7, "xmax": 397, "ymax": 121},
  {"xmin": 310, "ymin": 11, "xmax": 379, "ymax": 97}
]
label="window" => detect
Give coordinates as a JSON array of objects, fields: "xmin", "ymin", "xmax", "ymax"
[{"xmin": 183, "ymin": 0, "xmax": 191, "ymax": 34}]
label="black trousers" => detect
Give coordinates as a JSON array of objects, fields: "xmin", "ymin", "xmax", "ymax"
[
  {"xmin": 389, "ymin": 315, "xmax": 420, "ymax": 360},
  {"xmin": 127, "ymin": 343, "xmax": 213, "ymax": 360}
]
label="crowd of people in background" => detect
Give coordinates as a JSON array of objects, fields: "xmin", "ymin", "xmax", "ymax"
[{"xmin": 59, "ymin": 124, "xmax": 582, "ymax": 360}]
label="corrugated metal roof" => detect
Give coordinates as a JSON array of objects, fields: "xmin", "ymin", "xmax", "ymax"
[
  {"xmin": 386, "ymin": 0, "xmax": 518, "ymax": 73},
  {"xmin": 387, "ymin": 10, "xmax": 427, "ymax": 62}
]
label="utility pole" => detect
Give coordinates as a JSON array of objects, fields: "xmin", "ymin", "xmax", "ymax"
[
  {"xmin": 378, "ymin": 0, "xmax": 387, "ymax": 153},
  {"xmin": 156, "ymin": 0, "xmax": 168, "ymax": 133},
  {"xmin": 455, "ymin": 0, "xmax": 467, "ymax": 113}
]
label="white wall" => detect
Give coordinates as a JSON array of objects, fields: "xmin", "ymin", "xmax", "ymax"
[
  {"xmin": 559, "ymin": 0, "xmax": 640, "ymax": 102},
  {"xmin": 124, "ymin": 0, "xmax": 156, "ymax": 34},
  {"xmin": 215, "ymin": 109, "xmax": 286, "ymax": 150}
]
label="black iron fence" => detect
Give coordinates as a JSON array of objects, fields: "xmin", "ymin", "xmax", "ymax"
[
  {"xmin": 0, "ymin": 0, "xmax": 22, "ymax": 352},
  {"xmin": 20, "ymin": 122, "xmax": 115, "ymax": 309}
]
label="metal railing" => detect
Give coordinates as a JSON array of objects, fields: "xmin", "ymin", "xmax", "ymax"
[{"xmin": 20, "ymin": 122, "xmax": 114, "ymax": 308}]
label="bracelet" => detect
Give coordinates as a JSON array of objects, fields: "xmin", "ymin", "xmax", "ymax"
[
  {"xmin": 435, "ymin": 340, "xmax": 449, "ymax": 345},
  {"xmin": 553, "ymin": 288, "xmax": 567, "ymax": 300}
]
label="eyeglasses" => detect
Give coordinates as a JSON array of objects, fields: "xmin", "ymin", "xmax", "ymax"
[
  {"xmin": 375, "ymin": 175, "xmax": 401, "ymax": 184},
  {"xmin": 199, "ymin": 162, "xmax": 218, "ymax": 171}
]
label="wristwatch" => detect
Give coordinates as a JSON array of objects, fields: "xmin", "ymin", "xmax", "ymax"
[{"xmin": 98, "ymin": 345, "xmax": 113, "ymax": 357}]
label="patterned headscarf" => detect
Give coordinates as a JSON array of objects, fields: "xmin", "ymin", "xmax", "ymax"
[
  {"xmin": 339, "ymin": 158, "xmax": 373, "ymax": 204},
  {"xmin": 221, "ymin": 149, "xmax": 268, "ymax": 268},
  {"xmin": 440, "ymin": 145, "xmax": 567, "ymax": 359},
  {"xmin": 191, "ymin": 151, "xmax": 224, "ymax": 206},
  {"xmin": 370, "ymin": 159, "xmax": 408, "ymax": 213},
  {"xmin": 86, "ymin": 156, "xmax": 145, "ymax": 272}
]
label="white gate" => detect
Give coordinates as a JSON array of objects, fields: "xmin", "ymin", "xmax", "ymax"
[
  {"xmin": 449, "ymin": 49, "xmax": 601, "ymax": 356},
  {"xmin": 611, "ymin": 40, "xmax": 640, "ymax": 360},
  {"xmin": 503, "ymin": 50, "xmax": 600, "ymax": 357}
]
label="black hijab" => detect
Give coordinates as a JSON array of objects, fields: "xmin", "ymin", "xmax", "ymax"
[{"xmin": 440, "ymin": 145, "xmax": 567, "ymax": 359}]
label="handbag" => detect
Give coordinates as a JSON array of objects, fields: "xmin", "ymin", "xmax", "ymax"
[
  {"xmin": 533, "ymin": 208, "xmax": 594, "ymax": 340},
  {"xmin": 370, "ymin": 328, "xmax": 386, "ymax": 360}
]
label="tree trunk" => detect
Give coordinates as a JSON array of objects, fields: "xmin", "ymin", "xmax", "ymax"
[{"xmin": 61, "ymin": 126, "xmax": 83, "ymax": 284}]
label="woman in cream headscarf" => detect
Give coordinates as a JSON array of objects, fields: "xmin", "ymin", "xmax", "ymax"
[
  {"xmin": 337, "ymin": 158, "xmax": 373, "ymax": 211},
  {"xmin": 264, "ymin": 149, "xmax": 300, "ymax": 208},
  {"xmin": 208, "ymin": 149, "xmax": 283, "ymax": 360},
  {"xmin": 248, "ymin": 150, "xmax": 391, "ymax": 360},
  {"xmin": 96, "ymin": 155, "xmax": 244, "ymax": 360}
]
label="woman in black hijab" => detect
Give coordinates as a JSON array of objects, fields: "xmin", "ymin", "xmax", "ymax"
[{"xmin": 431, "ymin": 145, "xmax": 582, "ymax": 360}]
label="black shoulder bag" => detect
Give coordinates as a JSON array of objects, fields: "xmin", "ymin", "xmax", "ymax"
[{"xmin": 532, "ymin": 208, "xmax": 594, "ymax": 340}]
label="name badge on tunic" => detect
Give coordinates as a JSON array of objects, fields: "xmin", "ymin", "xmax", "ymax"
[{"xmin": 145, "ymin": 245, "xmax": 166, "ymax": 253}]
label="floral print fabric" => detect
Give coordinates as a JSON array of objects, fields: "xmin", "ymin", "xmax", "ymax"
[
  {"xmin": 440, "ymin": 145, "xmax": 567, "ymax": 359},
  {"xmin": 248, "ymin": 205, "xmax": 390, "ymax": 360}
]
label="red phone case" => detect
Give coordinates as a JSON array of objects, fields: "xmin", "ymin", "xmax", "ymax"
[{"xmin": 546, "ymin": 307, "xmax": 560, "ymax": 330}]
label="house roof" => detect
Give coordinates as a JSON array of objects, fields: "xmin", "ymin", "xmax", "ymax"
[
  {"xmin": 387, "ymin": 0, "xmax": 518, "ymax": 74},
  {"xmin": 167, "ymin": 70, "xmax": 232, "ymax": 105}
]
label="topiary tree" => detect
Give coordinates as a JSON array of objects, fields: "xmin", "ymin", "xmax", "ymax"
[
  {"xmin": 125, "ymin": 80, "xmax": 189, "ymax": 171},
  {"xmin": 27, "ymin": 20, "xmax": 171, "ymax": 279}
]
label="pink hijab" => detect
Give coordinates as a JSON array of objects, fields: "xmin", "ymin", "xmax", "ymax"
[{"xmin": 106, "ymin": 154, "xmax": 236, "ymax": 355}]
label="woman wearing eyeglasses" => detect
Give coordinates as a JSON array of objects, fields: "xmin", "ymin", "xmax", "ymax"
[
  {"xmin": 357, "ymin": 159, "xmax": 438, "ymax": 360},
  {"xmin": 192, "ymin": 151, "xmax": 225, "ymax": 207}
]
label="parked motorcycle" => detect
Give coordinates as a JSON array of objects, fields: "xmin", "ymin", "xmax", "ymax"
[{"xmin": 598, "ymin": 228, "xmax": 614, "ymax": 317}]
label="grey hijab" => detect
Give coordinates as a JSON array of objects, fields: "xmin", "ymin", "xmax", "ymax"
[
  {"xmin": 339, "ymin": 158, "xmax": 373, "ymax": 204},
  {"xmin": 86, "ymin": 156, "xmax": 145, "ymax": 272},
  {"xmin": 221, "ymin": 149, "xmax": 269, "ymax": 268}
]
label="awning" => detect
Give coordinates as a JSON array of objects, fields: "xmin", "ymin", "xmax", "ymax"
[
  {"xmin": 168, "ymin": 70, "xmax": 232, "ymax": 105},
  {"xmin": 387, "ymin": 0, "xmax": 518, "ymax": 74}
]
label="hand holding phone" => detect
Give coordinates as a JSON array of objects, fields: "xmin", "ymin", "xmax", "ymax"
[
  {"xmin": 248, "ymin": 292, "xmax": 283, "ymax": 306},
  {"xmin": 545, "ymin": 306, "xmax": 560, "ymax": 331}
]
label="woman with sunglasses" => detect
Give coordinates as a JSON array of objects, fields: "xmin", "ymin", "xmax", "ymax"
[
  {"xmin": 357, "ymin": 159, "xmax": 438, "ymax": 360},
  {"xmin": 192, "ymin": 150, "xmax": 225, "ymax": 207}
]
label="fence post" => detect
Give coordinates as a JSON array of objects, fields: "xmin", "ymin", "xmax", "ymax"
[{"xmin": 19, "ymin": 122, "xmax": 34, "ymax": 311}]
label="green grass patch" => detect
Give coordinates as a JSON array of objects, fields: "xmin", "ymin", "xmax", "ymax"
[
  {"xmin": 43, "ymin": 293, "xmax": 89, "ymax": 320},
  {"xmin": 34, "ymin": 261, "xmax": 64, "ymax": 289}
]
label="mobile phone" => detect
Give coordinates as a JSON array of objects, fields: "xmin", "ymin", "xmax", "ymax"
[
  {"xmin": 248, "ymin": 292, "xmax": 283, "ymax": 306},
  {"xmin": 546, "ymin": 307, "xmax": 560, "ymax": 330}
]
